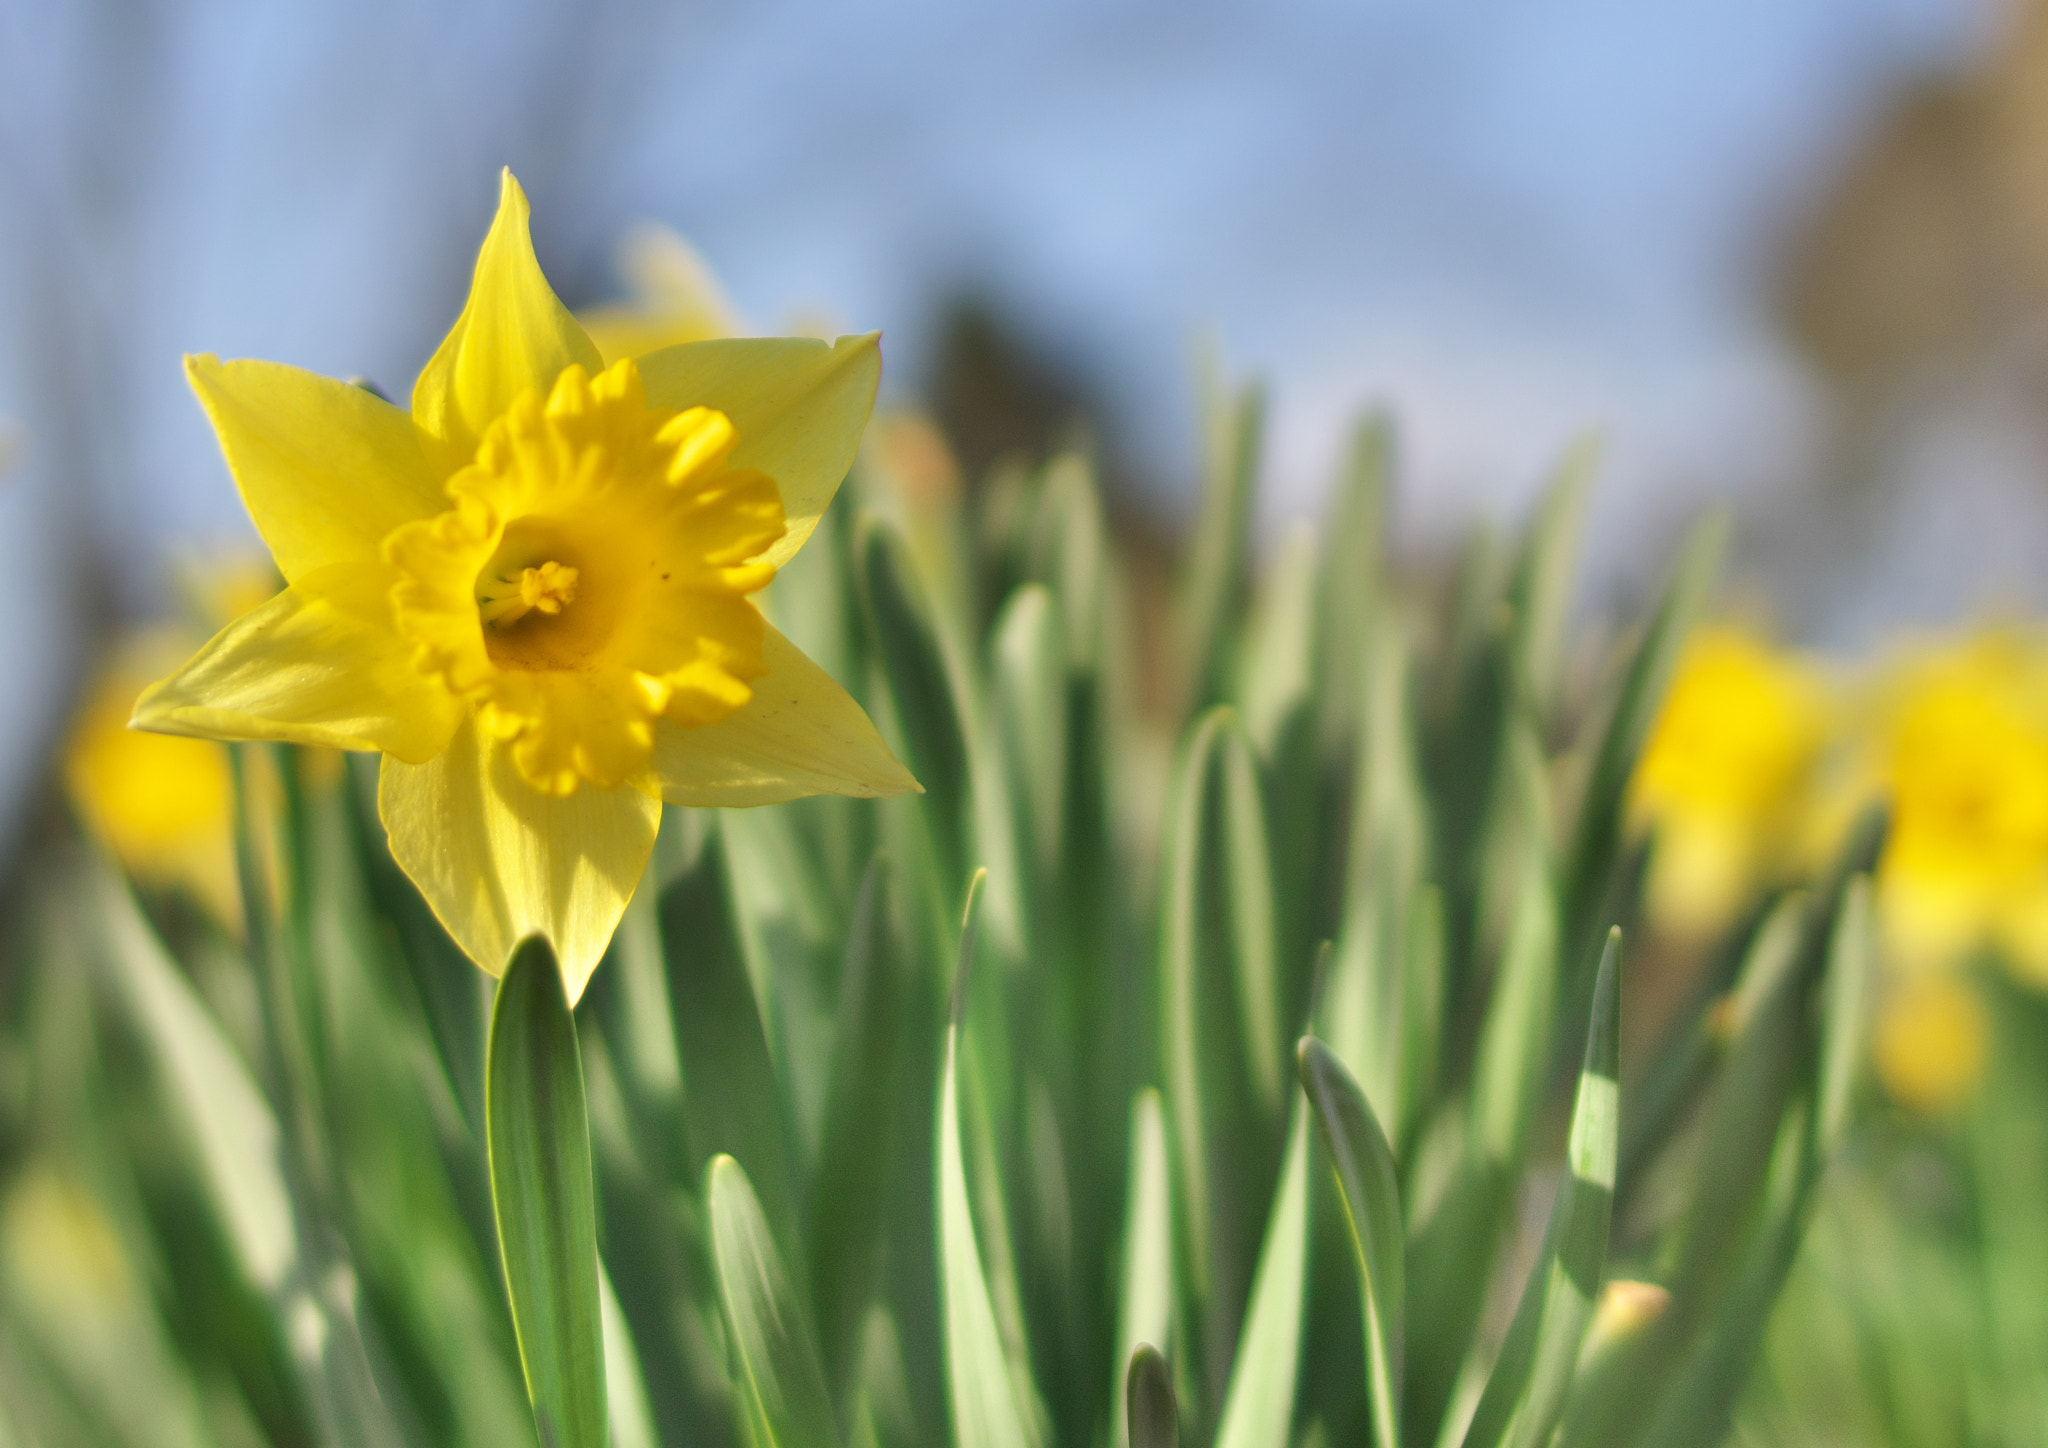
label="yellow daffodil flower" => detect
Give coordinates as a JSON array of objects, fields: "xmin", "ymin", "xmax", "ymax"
[
  {"xmin": 1628, "ymin": 624, "xmax": 1831, "ymax": 939},
  {"xmin": 1873, "ymin": 972, "xmax": 1988, "ymax": 1114},
  {"xmin": 68, "ymin": 630, "xmax": 240, "ymax": 925},
  {"xmin": 1866, "ymin": 631, "xmax": 2048, "ymax": 984},
  {"xmin": 578, "ymin": 223, "xmax": 743, "ymax": 364},
  {"xmin": 134, "ymin": 170, "xmax": 918, "ymax": 1003}
]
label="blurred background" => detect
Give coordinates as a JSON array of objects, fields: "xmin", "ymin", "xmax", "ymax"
[{"xmin": 0, "ymin": 0, "xmax": 2035, "ymax": 835}]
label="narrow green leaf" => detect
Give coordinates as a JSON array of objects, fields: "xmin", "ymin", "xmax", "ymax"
[
  {"xmin": 1816, "ymin": 875, "xmax": 1875, "ymax": 1158},
  {"xmin": 1324, "ymin": 615, "xmax": 1428, "ymax": 1129},
  {"xmin": 1397, "ymin": 884, "xmax": 1445, "ymax": 1151},
  {"xmin": 855, "ymin": 512, "xmax": 969, "ymax": 873},
  {"xmin": 1434, "ymin": 518, "xmax": 1506, "ymax": 705},
  {"xmin": 1219, "ymin": 720, "xmax": 1285, "ymax": 1118},
  {"xmin": 939, "ymin": 873, "xmax": 1038, "ymax": 1448},
  {"xmin": 1617, "ymin": 894, "xmax": 1793, "ymax": 1196},
  {"xmin": 659, "ymin": 823, "xmax": 804, "ymax": 1254},
  {"xmin": 1241, "ymin": 524, "xmax": 1320, "ymax": 760},
  {"xmin": 1459, "ymin": 928, "xmax": 1619, "ymax": 1448},
  {"xmin": 488, "ymin": 936, "xmax": 606, "ymax": 1448},
  {"xmin": 1669, "ymin": 906, "xmax": 1831, "ymax": 1301},
  {"xmin": 1214, "ymin": 1101, "xmax": 1312, "ymax": 1448},
  {"xmin": 1638, "ymin": 1107, "xmax": 1816, "ymax": 1448},
  {"xmin": 991, "ymin": 583, "xmax": 1069, "ymax": 884},
  {"xmin": 1471, "ymin": 700, "xmax": 1553, "ymax": 1001},
  {"xmin": 605, "ymin": 867, "xmax": 683, "ymax": 1108},
  {"xmin": 1025, "ymin": 451, "xmax": 1109, "ymax": 674},
  {"xmin": 345, "ymin": 751, "xmax": 490, "ymax": 1133},
  {"xmin": 719, "ymin": 799, "xmax": 840, "ymax": 1139},
  {"xmin": 93, "ymin": 868, "xmax": 296, "ymax": 1296},
  {"xmin": 1503, "ymin": 435, "xmax": 1596, "ymax": 719},
  {"xmin": 1559, "ymin": 510, "xmax": 1725, "ymax": 979},
  {"xmin": 1127, "ymin": 1345, "xmax": 1180, "ymax": 1448},
  {"xmin": 1160, "ymin": 708, "xmax": 1229, "ymax": 1304},
  {"xmin": 809, "ymin": 860, "xmax": 905, "ymax": 1409},
  {"xmin": 600, "ymin": 1262, "xmax": 659, "ymax": 1448},
  {"xmin": 1113, "ymin": 1090, "xmax": 1175, "ymax": 1448},
  {"xmin": 709, "ymin": 1155, "xmax": 842, "ymax": 1448},
  {"xmin": 1176, "ymin": 374, "xmax": 1265, "ymax": 717},
  {"xmin": 1563, "ymin": 810, "xmax": 1885, "ymax": 1448},
  {"xmin": 1298, "ymin": 1038, "xmax": 1404, "ymax": 1448},
  {"xmin": 1314, "ymin": 409, "xmax": 1391, "ymax": 758},
  {"xmin": 1469, "ymin": 861, "xmax": 1559, "ymax": 1172}
]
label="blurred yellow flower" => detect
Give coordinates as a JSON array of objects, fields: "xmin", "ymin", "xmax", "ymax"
[
  {"xmin": 134, "ymin": 170, "xmax": 917, "ymax": 1003},
  {"xmin": 174, "ymin": 550, "xmax": 284, "ymax": 630},
  {"xmin": 578, "ymin": 223, "xmax": 741, "ymax": 364},
  {"xmin": 1873, "ymin": 972, "xmax": 1988, "ymax": 1113},
  {"xmin": 1629, "ymin": 624, "xmax": 1831, "ymax": 938},
  {"xmin": 1867, "ymin": 632, "xmax": 2048, "ymax": 982},
  {"xmin": 67, "ymin": 631, "xmax": 240, "ymax": 925},
  {"xmin": 1, "ymin": 1169, "xmax": 135, "ymax": 1316}
]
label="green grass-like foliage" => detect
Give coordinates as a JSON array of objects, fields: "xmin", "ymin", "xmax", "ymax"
[{"xmin": 0, "ymin": 385, "xmax": 1878, "ymax": 1448}]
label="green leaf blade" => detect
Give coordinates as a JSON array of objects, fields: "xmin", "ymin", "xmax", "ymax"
[
  {"xmin": 709, "ymin": 1155, "xmax": 842, "ymax": 1448},
  {"xmin": 939, "ymin": 875, "xmax": 1038, "ymax": 1448},
  {"xmin": 1560, "ymin": 512, "xmax": 1725, "ymax": 977},
  {"xmin": 1298, "ymin": 1037, "xmax": 1404, "ymax": 1448},
  {"xmin": 1213, "ymin": 1101, "xmax": 1312, "ymax": 1448},
  {"xmin": 1126, "ymin": 1344, "xmax": 1180, "ymax": 1448},
  {"xmin": 1113, "ymin": 1090, "xmax": 1176, "ymax": 1448},
  {"xmin": 488, "ymin": 936, "xmax": 606, "ymax": 1448},
  {"xmin": 1460, "ymin": 927, "xmax": 1620, "ymax": 1448}
]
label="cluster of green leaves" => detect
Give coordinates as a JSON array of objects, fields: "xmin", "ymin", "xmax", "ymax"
[
  {"xmin": 1740, "ymin": 965, "xmax": 2048, "ymax": 1448},
  {"xmin": 0, "ymin": 380, "xmax": 1876, "ymax": 1448}
]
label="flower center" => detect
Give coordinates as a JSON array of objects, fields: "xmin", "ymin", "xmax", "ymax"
[
  {"xmin": 465, "ymin": 515, "xmax": 621, "ymax": 674},
  {"xmin": 479, "ymin": 560, "xmax": 580, "ymax": 628},
  {"xmin": 383, "ymin": 358, "xmax": 788, "ymax": 794}
]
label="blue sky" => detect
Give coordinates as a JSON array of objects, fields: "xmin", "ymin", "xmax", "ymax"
[{"xmin": 0, "ymin": 0, "xmax": 1995, "ymax": 814}]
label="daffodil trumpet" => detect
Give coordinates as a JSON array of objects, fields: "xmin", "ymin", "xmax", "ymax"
[{"xmin": 135, "ymin": 170, "xmax": 919, "ymax": 1003}]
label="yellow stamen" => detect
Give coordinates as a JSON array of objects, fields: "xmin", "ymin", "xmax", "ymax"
[
  {"xmin": 479, "ymin": 561, "xmax": 579, "ymax": 628},
  {"xmin": 387, "ymin": 359, "xmax": 786, "ymax": 793}
]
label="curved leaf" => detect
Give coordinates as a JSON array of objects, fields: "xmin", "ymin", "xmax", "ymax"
[
  {"xmin": 708, "ymin": 1154, "xmax": 841, "ymax": 1448},
  {"xmin": 1299, "ymin": 1037, "xmax": 1404, "ymax": 1448},
  {"xmin": 1113, "ymin": 1090, "xmax": 1175, "ymax": 1448},
  {"xmin": 1127, "ymin": 1344, "xmax": 1180, "ymax": 1448},
  {"xmin": 1559, "ymin": 512, "xmax": 1724, "ymax": 976},
  {"xmin": 1460, "ymin": 928, "xmax": 1620, "ymax": 1448},
  {"xmin": 488, "ymin": 935, "xmax": 606, "ymax": 1448},
  {"xmin": 939, "ymin": 873, "xmax": 1038, "ymax": 1448},
  {"xmin": 1214, "ymin": 1101, "xmax": 1312, "ymax": 1448}
]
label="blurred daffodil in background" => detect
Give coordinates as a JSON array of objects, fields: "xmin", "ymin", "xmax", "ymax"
[
  {"xmin": 1628, "ymin": 623, "xmax": 1831, "ymax": 940},
  {"xmin": 1872, "ymin": 970, "xmax": 1989, "ymax": 1115},
  {"xmin": 67, "ymin": 630, "xmax": 241, "ymax": 926},
  {"xmin": 131, "ymin": 171, "xmax": 916, "ymax": 1002},
  {"xmin": 1849, "ymin": 630, "xmax": 2048, "ymax": 1112},
  {"xmin": 1631, "ymin": 620, "xmax": 2048, "ymax": 1115},
  {"xmin": 1864, "ymin": 631, "xmax": 2048, "ymax": 984},
  {"xmin": 578, "ymin": 223, "xmax": 743, "ymax": 364},
  {"xmin": 65, "ymin": 554, "xmax": 294, "ymax": 930}
]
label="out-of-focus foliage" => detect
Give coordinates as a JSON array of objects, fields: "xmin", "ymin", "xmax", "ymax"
[
  {"xmin": 1630, "ymin": 614, "xmax": 2048, "ymax": 1445},
  {"xmin": 0, "ymin": 355, "xmax": 1890, "ymax": 1448}
]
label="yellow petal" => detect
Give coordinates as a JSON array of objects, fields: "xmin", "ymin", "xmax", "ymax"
[
  {"xmin": 638, "ymin": 621, "xmax": 919, "ymax": 807},
  {"xmin": 185, "ymin": 355, "xmax": 444, "ymax": 583},
  {"xmin": 378, "ymin": 717, "xmax": 660, "ymax": 1004},
  {"xmin": 636, "ymin": 333, "xmax": 880, "ymax": 571},
  {"xmin": 131, "ymin": 562, "xmax": 463, "ymax": 763},
  {"xmin": 412, "ymin": 169, "xmax": 603, "ymax": 475}
]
